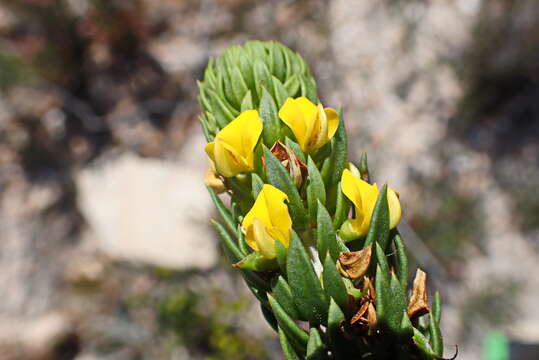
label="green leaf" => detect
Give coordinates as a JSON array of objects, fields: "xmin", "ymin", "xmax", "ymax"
[
  {"xmin": 433, "ymin": 292, "xmax": 442, "ymax": 325},
  {"xmin": 306, "ymin": 328, "xmax": 328, "ymax": 360},
  {"xmin": 307, "ymin": 157, "xmax": 326, "ymax": 223},
  {"xmin": 429, "ymin": 312, "xmax": 443, "ymax": 356},
  {"xmin": 261, "ymin": 303, "xmax": 278, "ymax": 332},
  {"xmin": 413, "ymin": 328, "xmax": 438, "ymax": 358},
  {"xmin": 275, "ymin": 240, "xmax": 288, "ymax": 276},
  {"xmin": 211, "ymin": 219, "xmax": 244, "ymax": 261},
  {"xmin": 264, "ymin": 147, "xmax": 308, "ymax": 229},
  {"xmin": 364, "ymin": 185, "xmax": 390, "ymax": 249},
  {"xmin": 400, "ymin": 311, "xmax": 414, "ymax": 339},
  {"xmin": 278, "ymin": 326, "xmax": 300, "ymax": 360},
  {"xmin": 327, "ymin": 298, "xmax": 353, "ymax": 359},
  {"xmin": 269, "ymin": 294, "xmax": 309, "ymax": 349},
  {"xmin": 206, "ymin": 186, "xmax": 237, "ymax": 235},
  {"xmin": 316, "ymin": 202, "xmax": 335, "ymax": 262},
  {"xmin": 303, "ymin": 75, "xmax": 318, "ymax": 103},
  {"xmin": 234, "ymin": 251, "xmax": 277, "ymax": 271},
  {"xmin": 259, "ymin": 86, "xmax": 281, "ymax": 146},
  {"xmin": 251, "ymin": 173, "xmax": 264, "ymax": 199},
  {"xmin": 240, "ymin": 90, "xmax": 254, "ymax": 111},
  {"xmin": 284, "ymin": 137, "xmax": 306, "ymax": 163},
  {"xmin": 237, "ymin": 225, "xmax": 249, "ymax": 256},
  {"xmin": 213, "ymin": 220, "xmax": 269, "ymax": 292},
  {"xmin": 359, "ymin": 152, "xmax": 370, "ymax": 182},
  {"xmin": 333, "ymin": 182, "xmax": 350, "ymax": 229},
  {"xmin": 287, "ymin": 231, "xmax": 328, "ymax": 325},
  {"xmin": 327, "ymin": 109, "xmax": 348, "ymax": 186},
  {"xmin": 270, "ymin": 44, "xmax": 286, "ymax": 81},
  {"xmin": 208, "ymin": 87, "xmax": 238, "ymax": 124},
  {"xmin": 254, "ymin": 59, "xmax": 272, "ymax": 101},
  {"xmin": 272, "ymin": 76, "xmax": 289, "ymax": 108},
  {"xmin": 284, "ymin": 74, "xmax": 301, "ymax": 97},
  {"xmin": 374, "ymin": 242, "xmax": 390, "ymax": 277},
  {"xmin": 394, "ymin": 233, "xmax": 408, "ymax": 287},
  {"xmin": 272, "ymin": 276, "xmax": 300, "ymax": 319},
  {"xmin": 375, "ymin": 265, "xmax": 388, "ymax": 323},
  {"xmin": 378, "ymin": 271, "xmax": 408, "ymax": 336},
  {"xmin": 322, "ymin": 255, "xmax": 349, "ymax": 316}
]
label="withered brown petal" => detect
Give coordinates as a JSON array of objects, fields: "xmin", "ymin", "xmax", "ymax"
[
  {"xmin": 270, "ymin": 141, "xmax": 308, "ymax": 188},
  {"xmin": 351, "ymin": 301, "xmax": 370, "ymax": 325},
  {"xmin": 363, "ymin": 276, "xmax": 376, "ymax": 302},
  {"xmin": 407, "ymin": 269, "xmax": 431, "ymax": 319},
  {"xmin": 338, "ymin": 245, "xmax": 372, "ymax": 279},
  {"xmin": 367, "ymin": 302, "xmax": 377, "ymax": 331}
]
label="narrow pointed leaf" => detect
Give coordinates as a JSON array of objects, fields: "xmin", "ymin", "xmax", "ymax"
[
  {"xmin": 287, "ymin": 231, "xmax": 328, "ymax": 325},
  {"xmin": 240, "ymin": 90, "xmax": 253, "ymax": 111},
  {"xmin": 364, "ymin": 185, "xmax": 390, "ymax": 249},
  {"xmin": 272, "ymin": 276, "xmax": 300, "ymax": 319},
  {"xmin": 254, "ymin": 59, "xmax": 272, "ymax": 100},
  {"xmin": 269, "ymin": 294, "xmax": 309, "ymax": 349},
  {"xmin": 323, "ymin": 255, "xmax": 349, "ymax": 316},
  {"xmin": 264, "ymin": 147, "xmax": 308, "ymax": 228},
  {"xmin": 211, "ymin": 219, "xmax": 244, "ymax": 261},
  {"xmin": 306, "ymin": 328, "xmax": 328, "ymax": 360},
  {"xmin": 307, "ymin": 158, "xmax": 326, "ymax": 223},
  {"xmin": 272, "ymin": 76, "xmax": 289, "ymax": 108},
  {"xmin": 394, "ymin": 233, "xmax": 409, "ymax": 287},
  {"xmin": 284, "ymin": 74, "xmax": 301, "ymax": 97},
  {"xmin": 251, "ymin": 173, "xmax": 264, "ymax": 199},
  {"xmin": 284, "ymin": 137, "xmax": 306, "ymax": 163},
  {"xmin": 327, "ymin": 109, "xmax": 348, "ymax": 186},
  {"xmin": 333, "ymin": 182, "xmax": 350, "ymax": 229},
  {"xmin": 275, "ymin": 240, "xmax": 288, "ymax": 276},
  {"xmin": 261, "ymin": 303, "xmax": 278, "ymax": 332},
  {"xmin": 316, "ymin": 202, "xmax": 335, "ymax": 262},
  {"xmin": 234, "ymin": 251, "xmax": 277, "ymax": 271},
  {"xmin": 206, "ymin": 186, "xmax": 236, "ymax": 235},
  {"xmin": 433, "ymin": 292, "xmax": 442, "ymax": 325},
  {"xmin": 327, "ymin": 298, "xmax": 353, "ymax": 358},
  {"xmin": 278, "ymin": 326, "xmax": 300, "ymax": 360},
  {"xmin": 259, "ymin": 86, "xmax": 281, "ymax": 146},
  {"xmin": 429, "ymin": 312, "xmax": 443, "ymax": 356}
]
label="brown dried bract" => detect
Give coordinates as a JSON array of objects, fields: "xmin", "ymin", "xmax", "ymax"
[
  {"xmin": 350, "ymin": 276, "xmax": 377, "ymax": 332},
  {"xmin": 269, "ymin": 141, "xmax": 308, "ymax": 188},
  {"xmin": 407, "ymin": 269, "xmax": 430, "ymax": 319},
  {"xmin": 338, "ymin": 245, "xmax": 372, "ymax": 279}
]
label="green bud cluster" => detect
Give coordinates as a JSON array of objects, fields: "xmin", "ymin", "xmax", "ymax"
[
  {"xmin": 199, "ymin": 41, "xmax": 451, "ymax": 360},
  {"xmin": 198, "ymin": 40, "xmax": 318, "ymax": 142}
]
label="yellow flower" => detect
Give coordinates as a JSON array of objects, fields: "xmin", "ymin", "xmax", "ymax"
[
  {"xmin": 341, "ymin": 169, "xmax": 401, "ymax": 238},
  {"xmin": 205, "ymin": 110, "xmax": 263, "ymax": 177},
  {"xmin": 278, "ymin": 97, "xmax": 339, "ymax": 153},
  {"xmin": 241, "ymin": 184, "xmax": 292, "ymax": 259}
]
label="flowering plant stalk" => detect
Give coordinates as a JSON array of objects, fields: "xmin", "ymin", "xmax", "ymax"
[{"xmin": 198, "ymin": 41, "xmax": 452, "ymax": 360}]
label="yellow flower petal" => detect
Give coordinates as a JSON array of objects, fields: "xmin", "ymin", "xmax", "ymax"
[
  {"xmin": 242, "ymin": 184, "xmax": 292, "ymax": 258},
  {"xmin": 278, "ymin": 97, "xmax": 308, "ymax": 149},
  {"xmin": 252, "ymin": 218, "xmax": 277, "ymax": 259},
  {"xmin": 388, "ymin": 188, "xmax": 402, "ymax": 229},
  {"xmin": 340, "ymin": 169, "xmax": 401, "ymax": 237},
  {"xmin": 325, "ymin": 107, "xmax": 339, "ymax": 141},
  {"xmin": 278, "ymin": 97, "xmax": 339, "ymax": 153},
  {"xmin": 207, "ymin": 109, "xmax": 262, "ymax": 177}
]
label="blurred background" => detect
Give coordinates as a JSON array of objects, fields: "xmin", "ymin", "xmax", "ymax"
[{"xmin": 0, "ymin": 0, "xmax": 538, "ymax": 359}]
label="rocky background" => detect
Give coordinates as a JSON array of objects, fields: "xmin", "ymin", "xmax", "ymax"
[{"xmin": 0, "ymin": 1, "xmax": 538, "ymax": 359}]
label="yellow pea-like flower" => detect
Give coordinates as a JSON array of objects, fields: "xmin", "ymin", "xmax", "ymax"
[
  {"xmin": 205, "ymin": 110, "xmax": 263, "ymax": 177},
  {"xmin": 241, "ymin": 184, "xmax": 292, "ymax": 259},
  {"xmin": 341, "ymin": 169, "xmax": 402, "ymax": 238},
  {"xmin": 278, "ymin": 97, "xmax": 339, "ymax": 153}
]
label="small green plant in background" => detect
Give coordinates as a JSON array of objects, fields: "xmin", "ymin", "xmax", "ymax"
[{"xmin": 198, "ymin": 41, "xmax": 453, "ymax": 359}]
